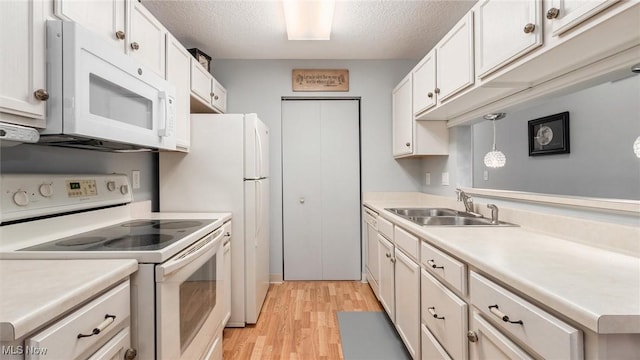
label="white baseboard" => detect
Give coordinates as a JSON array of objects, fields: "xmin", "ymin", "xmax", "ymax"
[{"xmin": 270, "ymin": 273, "xmax": 283, "ymax": 284}]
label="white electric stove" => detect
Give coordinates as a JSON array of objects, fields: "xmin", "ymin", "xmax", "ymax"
[{"xmin": 0, "ymin": 174, "xmax": 232, "ymax": 360}]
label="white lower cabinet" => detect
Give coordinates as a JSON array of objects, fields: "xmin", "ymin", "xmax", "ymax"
[
  {"xmin": 421, "ymin": 269, "xmax": 468, "ymax": 360},
  {"xmin": 469, "ymin": 272, "xmax": 583, "ymax": 360},
  {"xmin": 364, "ymin": 208, "xmax": 379, "ymax": 296},
  {"xmin": 422, "ymin": 324, "xmax": 452, "ymax": 360},
  {"xmin": 395, "ymin": 248, "xmax": 421, "ymax": 359},
  {"xmin": 86, "ymin": 327, "xmax": 131, "ymax": 360},
  {"xmin": 378, "ymin": 234, "xmax": 395, "ymax": 321},
  {"xmin": 468, "ymin": 310, "xmax": 533, "ymax": 360}
]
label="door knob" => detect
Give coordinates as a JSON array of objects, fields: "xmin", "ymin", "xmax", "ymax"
[{"xmin": 299, "ymin": 198, "xmax": 305, "ymax": 204}]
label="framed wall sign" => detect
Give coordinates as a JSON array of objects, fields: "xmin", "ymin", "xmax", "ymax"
[
  {"xmin": 292, "ymin": 69, "xmax": 349, "ymax": 92},
  {"xmin": 528, "ymin": 111, "xmax": 570, "ymax": 156}
]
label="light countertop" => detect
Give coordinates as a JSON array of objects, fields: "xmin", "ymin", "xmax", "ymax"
[
  {"xmin": 0, "ymin": 259, "xmax": 138, "ymax": 341},
  {"xmin": 364, "ymin": 197, "xmax": 640, "ymax": 335}
]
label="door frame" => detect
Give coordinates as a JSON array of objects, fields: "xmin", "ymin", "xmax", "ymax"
[{"xmin": 280, "ymin": 97, "xmax": 363, "ymax": 280}]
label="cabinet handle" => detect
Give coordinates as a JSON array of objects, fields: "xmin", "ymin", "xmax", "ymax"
[
  {"xmin": 488, "ymin": 304, "xmax": 524, "ymax": 325},
  {"xmin": 427, "ymin": 259, "xmax": 444, "ymax": 269},
  {"xmin": 523, "ymin": 23, "xmax": 536, "ymax": 34},
  {"xmin": 77, "ymin": 314, "xmax": 116, "ymax": 338},
  {"xmin": 467, "ymin": 331, "xmax": 478, "ymax": 343},
  {"xmin": 427, "ymin": 92, "xmax": 433, "ymax": 99},
  {"xmin": 33, "ymin": 89, "xmax": 49, "ymax": 101},
  {"xmin": 546, "ymin": 7, "xmax": 560, "ymax": 19},
  {"xmin": 124, "ymin": 348, "xmax": 137, "ymax": 360},
  {"xmin": 385, "ymin": 253, "xmax": 391, "ymax": 258},
  {"xmin": 130, "ymin": 42, "xmax": 140, "ymax": 50},
  {"xmin": 115, "ymin": 30, "xmax": 125, "ymax": 40},
  {"xmin": 390, "ymin": 257, "xmax": 396, "ymax": 263},
  {"xmin": 434, "ymin": 88, "xmax": 440, "ymax": 94},
  {"xmin": 427, "ymin": 306, "xmax": 445, "ymax": 320},
  {"xmin": 214, "ymin": 95, "xmax": 219, "ymax": 100},
  {"xmin": 405, "ymin": 142, "xmax": 411, "ymax": 147}
]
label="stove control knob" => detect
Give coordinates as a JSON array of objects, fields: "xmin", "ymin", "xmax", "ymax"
[
  {"xmin": 107, "ymin": 181, "xmax": 116, "ymax": 192},
  {"xmin": 13, "ymin": 190, "xmax": 29, "ymax": 206},
  {"xmin": 39, "ymin": 183, "xmax": 53, "ymax": 197},
  {"xmin": 120, "ymin": 185, "xmax": 129, "ymax": 195}
]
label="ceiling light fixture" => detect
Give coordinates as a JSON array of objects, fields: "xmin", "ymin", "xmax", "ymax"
[
  {"xmin": 634, "ymin": 136, "xmax": 640, "ymax": 158},
  {"xmin": 483, "ymin": 113, "xmax": 507, "ymax": 168},
  {"xmin": 283, "ymin": 0, "xmax": 336, "ymax": 40}
]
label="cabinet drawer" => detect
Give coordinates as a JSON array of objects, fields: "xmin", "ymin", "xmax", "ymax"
[
  {"xmin": 468, "ymin": 310, "xmax": 533, "ymax": 360},
  {"xmin": 421, "ymin": 269, "xmax": 467, "ymax": 360},
  {"xmin": 26, "ymin": 281, "xmax": 130, "ymax": 360},
  {"xmin": 394, "ymin": 226, "xmax": 419, "ymax": 260},
  {"xmin": 421, "ymin": 240, "xmax": 467, "ymax": 295},
  {"xmin": 422, "ymin": 323, "xmax": 452, "ymax": 360},
  {"xmin": 377, "ymin": 217, "xmax": 393, "ymax": 241},
  {"xmin": 469, "ymin": 272, "xmax": 582, "ymax": 360}
]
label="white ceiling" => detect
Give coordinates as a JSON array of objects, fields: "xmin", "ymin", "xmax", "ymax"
[{"xmin": 142, "ymin": 0, "xmax": 476, "ymax": 60}]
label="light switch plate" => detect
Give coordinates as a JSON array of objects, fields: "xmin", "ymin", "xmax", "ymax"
[
  {"xmin": 425, "ymin": 173, "xmax": 431, "ymax": 185},
  {"xmin": 441, "ymin": 172, "xmax": 449, "ymax": 186},
  {"xmin": 132, "ymin": 170, "xmax": 141, "ymax": 189}
]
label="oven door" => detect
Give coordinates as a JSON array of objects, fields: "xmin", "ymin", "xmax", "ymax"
[{"xmin": 155, "ymin": 227, "xmax": 225, "ymax": 360}]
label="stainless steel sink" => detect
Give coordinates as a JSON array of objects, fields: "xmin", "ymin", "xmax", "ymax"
[
  {"xmin": 405, "ymin": 216, "xmax": 516, "ymax": 227},
  {"xmin": 385, "ymin": 208, "xmax": 466, "ymax": 217},
  {"xmin": 385, "ymin": 207, "xmax": 517, "ymax": 227}
]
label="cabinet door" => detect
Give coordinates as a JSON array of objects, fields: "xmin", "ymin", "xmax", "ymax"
[
  {"xmin": 366, "ymin": 221, "xmax": 379, "ymax": 287},
  {"xmin": 0, "ymin": 0, "xmax": 46, "ymax": 126},
  {"xmin": 378, "ymin": 234, "xmax": 395, "ymax": 321},
  {"xmin": 211, "ymin": 77, "xmax": 227, "ymax": 114},
  {"xmin": 128, "ymin": 1, "xmax": 166, "ymax": 76},
  {"xmin": 395, "ymin": 249, "xmax": 420, "ymax": 359},
  {"xmin": 436, "ymin": 12, "xmax": 474, "ymax": 102},
  {"xmin": 476, "ymin": 0, "xmax": 543, "ymax": 78},
  {"xmin": 166, "ymin": 34, "xmax": 191, "ymax": 152},
  {"xmin": 468, "ymin": 310, "xmax": 534, "ymax": 360},
  {"xmin": 86, "ymin": 327, "xmax": 131, "ymax": 360},
  {"xmin": 548, "ymin": 0, "xmax": 618, "ymax": 36},
  {"xmin": 190, "ymin": 58, "xmax": 213, "ymax": 107},
  {"xmin": 54, "ymin": 0, "xmax": 126, "ymax": 52},
  {"xmin": 412, "ymin": 50, "xmax": 437, "ymax": 116},
  {"xmin": 422, "ymin": 324, "xmax": 453, "ymax": 360},
  {"xmin": 392, "ymin": 74, "xmax": 413, "ymax": 156}
]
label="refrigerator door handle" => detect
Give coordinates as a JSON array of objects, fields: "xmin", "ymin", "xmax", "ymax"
[
  {"xmin": 255, "ymin": 127, "xmax": 263, "ymax": 178},
  {"xmin": 255, "ymin": 180, "xmax": 261, "ymax": 244}
]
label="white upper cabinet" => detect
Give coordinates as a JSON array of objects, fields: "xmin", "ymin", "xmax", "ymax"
[
  {"xmin": 165, "ymin": 34, "xmax": 191, "ymax": 152},
  {"xmin": 53, "ymin": 0, "xmax": 127, "ymax": 52},
  {"xmin": 476, "ymin": 0, "xmax": 543, "ymax": 78},
  {"xmin": 547, "ymin": 0, "xmax": 618, "ymax": 36},
  {"xmin": 412, "ymin": 50, "xmax": 437, "ymax": 116},
  {"xmin": 435, "ymin": 12, "xmax": 474, "ymax": 103},
  {"xmin": 190, "ymin": 59, "xmax": 228, "ymax": 114},
  {"xmin": 128, "ymin": 0, "xmax": 166, "ymax": 76},
  {"xmin": 211, "ymin": 77, "xmax": 227, "ymax": 114},
  {"xmin": 392, "ymin": 74, "xmax": 413, "ymax": 157},
  {"xmin": 0, "ymin": 0, "xmax": 46, "ymax": 127}
]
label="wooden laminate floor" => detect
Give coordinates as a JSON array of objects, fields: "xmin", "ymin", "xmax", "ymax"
[{"xmin": 223, "ymin": 281, "xmax": 382, "ymax": 359}]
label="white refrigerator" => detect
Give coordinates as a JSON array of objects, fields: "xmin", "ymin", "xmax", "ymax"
[{"xmin": 159, "ymin": 113, "xmax": 270, "ymax": 326}]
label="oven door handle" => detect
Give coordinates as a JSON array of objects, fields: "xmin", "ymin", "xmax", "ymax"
[{"xmin": 157, "ymin": 228, "xmax": 224, "ymax": 279}]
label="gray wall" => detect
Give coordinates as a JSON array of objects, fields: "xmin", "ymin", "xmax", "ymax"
[
  {"xmin": 1, "ymin": 145, "xmax": 156, "ymax": 203},
  {"xmin": 472, "ymin": 75, "xmax": 640, "ymax": 200},
  {"xmin": 212, "ymin": 59, "xmax": 420, "ymax": 278},
  {"xmin": 421, "ymin": 126, "xmax": 473, "ymax": 196}
]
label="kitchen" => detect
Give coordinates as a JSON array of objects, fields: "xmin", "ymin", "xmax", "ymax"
[{"xmin": 1, "ymin": 0, "xmax": 639, "ymax": 359}]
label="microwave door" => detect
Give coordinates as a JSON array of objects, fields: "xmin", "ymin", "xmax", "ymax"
[{"xmin": 62, "ymin": 21, "xmax": 176, "ymax": 150}]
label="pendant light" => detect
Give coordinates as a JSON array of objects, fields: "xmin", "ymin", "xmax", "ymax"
[{"xmin": 483, "ymin": 113, "xmax": 506, "ymax": 168}]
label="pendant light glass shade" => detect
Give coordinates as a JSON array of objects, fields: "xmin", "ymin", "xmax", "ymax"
[
  {"xmin": 483, "ymin": 113, "xmax": 506, "ymax": 168},
  {"xmin": 634, "ymin": 136, "xmax": 640, "ymax": 158}
]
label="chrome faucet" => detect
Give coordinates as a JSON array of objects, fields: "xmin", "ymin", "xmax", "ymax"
[
  {"xmin": 487, "ymin": 204, "xmax": 499, "ymax": 224},
  {"xmin": 456, "ymin": 188, "xmax": 475, "ymax": 213}
]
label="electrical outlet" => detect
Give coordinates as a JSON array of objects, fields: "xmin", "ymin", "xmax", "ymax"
[
  {"xmin": 132, "ymin": 170, "xmax": 141, "ymax": 189},
  {"xmin": 484, "ymin": 170, "xmax": 489, "ymax": 181},
  {"xmin": 441, "ymin": 172, "xmax": 449, "ymax": 186},
  {"xmin": 425, "ymin": 173, "xmax": 431, "ymax": 185}
]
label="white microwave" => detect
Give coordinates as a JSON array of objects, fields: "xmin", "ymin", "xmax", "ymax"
[{"xmin": 41, "ymin": 20, "xmax": 176, "ymax": 151}]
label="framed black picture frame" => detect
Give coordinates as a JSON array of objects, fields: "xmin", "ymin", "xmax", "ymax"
[{"xmin": 528, "ymin": 112, "xmax": 570, "ymax": 156}]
